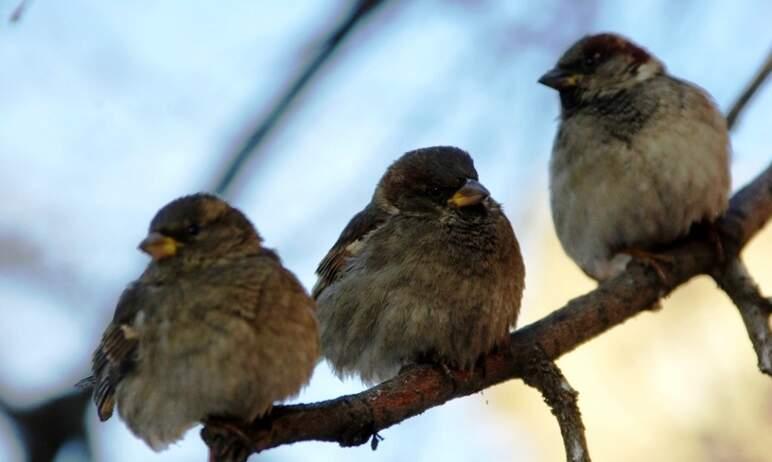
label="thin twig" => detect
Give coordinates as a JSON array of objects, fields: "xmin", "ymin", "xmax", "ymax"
[
  {"xmin": 521, "ymin": 349, "xmax": 591, "ymax": 462},
  {"xmin": 212, "ymin": 0, "xmax": 390, "ymax": 196},
  {"xmin": 201, "ymin": 161, "xmax": 772, "ymax": 457},
  {"xmin": 9, "ymin": 0, "xmax": 31, "ymax": 23},
  {"xmin": 10, "ymin": 391, "xmax": 92, "ymax": 462},
  {"xmin": 726, "ymin": 47, "xmax": 772, "ymax": 130},
  {"xmin": 714, "ymin": 260, "xmax": 772, "ymax": 375}
]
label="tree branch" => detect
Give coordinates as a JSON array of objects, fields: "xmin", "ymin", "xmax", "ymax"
[
  {"xmin": 202, "ymin": 162, "xmax": 772, "ymax": 459},
  {"xmin": 713, "ymin": 259, "xmax": 772, "ymax": 375},
  {"xmin": 520, "ymin": 350, "xmax": 590, "ymax": 462},
  {"xmin": 8, "ymin": 391, "xmax": 91, "ymax": 462},
  {"xmin": 8, "ymin": 0, "xmax": 32, "ymax": 23},
  {"xmin": 726, "ymin": 47, "xmax": 772, "ymax": 130},
  {"xmin": 212, "ymin": 0, "xmax": 391, "ymax": 196},
  {"xmin": 714, "ymin": 46, "xmax": 772, "ymax": 376}
]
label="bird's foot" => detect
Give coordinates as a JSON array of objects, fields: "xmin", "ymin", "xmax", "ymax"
[
  {"xmin": 438, "ymin": 362, "xmax": 455, "ymax": 380},
  {"xmin": 702, "ymin": 221, "xmax": 726, "ymax": 263},
  {"xmin": 621, "ymin": 248, "xmax": 674, "ymax": 284},
  {"xmin": 370, "ymin": 432, "xmax": 385, "ymax": 451},
  {"xmin": 202, "ymin": 417, "xmax": 253, "ymax": 462},
  {"xmin": 408, "ymin": 351, "xmax": 455, "ymax": 379},
  {"xmin": 402, "ymin": 354, "xmax": 459, "ymax": 386}
]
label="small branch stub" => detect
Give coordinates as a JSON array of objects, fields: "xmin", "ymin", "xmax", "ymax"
[
  {"xmin": 521, "ymin": 349, "xmax": 591, "ymax": 462},
  {"xmin": 714, "ymin": 259, "xmax": 772, "ymax": 375}
]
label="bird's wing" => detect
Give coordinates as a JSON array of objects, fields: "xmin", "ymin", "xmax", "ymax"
[
  {"xmin": 86, "ymin": 283, "xmax": 144, "ymax": 421},
  {"xmin": 312, "ymin": 204, "xmax": 387, "ymax": 299}
]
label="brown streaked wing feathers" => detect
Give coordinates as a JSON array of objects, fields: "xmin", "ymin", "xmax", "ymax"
[
  {"xmin": 83, "ymin": 284, "xmax": 143, "ymax": 421},
  {"xmin": 312, "ymin": 205, "xmax": 386, "ymax": 299}
]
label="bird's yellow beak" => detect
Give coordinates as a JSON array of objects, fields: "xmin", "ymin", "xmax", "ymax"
[
  {"xmin": 139, "ymin": 232, "xmax": 179, "ymax": 260},
  {"xmin": 538, "ymin": 67, "xmax": 581, "ymax": 90},
  {"xmin": 448, "ymin": 179, "xmax": 490, "ymax": 208}
]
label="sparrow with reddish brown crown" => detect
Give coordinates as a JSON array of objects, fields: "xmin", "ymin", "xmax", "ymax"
[{"xmin": 539, "ymin": 33, "xmax": 730, "ymax": 281}]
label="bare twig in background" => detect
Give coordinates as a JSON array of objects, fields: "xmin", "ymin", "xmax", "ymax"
[
  {"xmin": 0, "ymin": 232, "xmax": 98, "ymax": 462},
  {"xmin": 202, "ymin": 161, "xmax": 772, "ymax": 458},
  {"xmin": 521, "ymin": 351, "xmax": 591, "ymax": 462},
  {"xmin": 213, "ymin": 0, "xmax": 392, "ymax": 196},
  {"xmin": 9, "ymin": 0, "xmax": 32, "ymax": 23},
  {"xmin": 7, "ymin": 391, "xmax": 91, "ymax": 462},
  {"xmin": 726, "ymin": 47, "xmax": 772, "ymax": 130}
]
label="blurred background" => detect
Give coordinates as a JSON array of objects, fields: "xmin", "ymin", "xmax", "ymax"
[{"xmin": 0, "ymin": 0, "xmax": 771, "ymax": 461}]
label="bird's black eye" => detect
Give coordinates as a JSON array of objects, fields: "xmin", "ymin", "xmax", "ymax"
[
  {"xmin": 583, "ymin": 52, "xmax": 602, "ymax": 69},
  {"xmin": 186, "ymin": 224, "xmax": 200, "ymax": 236}
]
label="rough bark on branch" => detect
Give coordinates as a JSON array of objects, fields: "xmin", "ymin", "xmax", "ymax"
[
  {"xmin": 713, "ymin": 259, "xmax": 772, "ymax": 375},
  {"xmin": 520, "ymin": 350, "xmax": 590, "ymax": 462},
  {"xmin": 202, "ymin": 161, "xmax": 772, "ymax": 459}
]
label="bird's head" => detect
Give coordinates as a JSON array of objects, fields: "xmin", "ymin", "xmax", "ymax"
[
  {"xmin": 139, "ymin": 193, "xmax": 261, "ymax": 265},
  {"xmin": 539, "ymin": 33, "xmax": 664, "ymax": 110},
  {"xmin": 374, "ymin": 146, "xmax": 493, "ymax": 217}
]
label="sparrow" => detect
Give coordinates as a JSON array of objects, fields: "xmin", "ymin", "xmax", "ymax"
[
  {"xmin": 81, "ymin": 193, "xmax": 319, "ymax": 451},
  {"xmin": 313, "ymin": 146, "xmax": 525, "ymax": 384},
  {"xmin": 539, "ymin": 33, "xmax": 730, "ymax": 281}
]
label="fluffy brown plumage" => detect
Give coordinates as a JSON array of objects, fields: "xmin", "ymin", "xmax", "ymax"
[
  {"xmin": 82, "ymin": 193, "xmax": 319, "ymax": 451},
  {"xmin": 540, "ymin": 33, "xmax": 730, "ymax": 281},
  {"xmin": 313, "ymin": 146, "xmax": 525, "ymax": 384}
]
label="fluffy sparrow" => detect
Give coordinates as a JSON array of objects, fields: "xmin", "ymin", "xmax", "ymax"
[
  {"xmin": 539, "ymin": 33, "xmax": 730, "ymax": 281},
  {"xmin": 82, "ymin": 193, "xmax": 319, "ymax": 451},
  {"xmin": 313, "ymin": 146, "xmax": 525, "ymax": 384}
]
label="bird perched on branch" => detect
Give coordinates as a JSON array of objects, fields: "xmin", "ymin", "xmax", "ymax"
[
  {"xmin": 539, "ymin": 33, "xmax": 730, "ymax": 282},
  {"xmin": 313, "ymin": 146, "xmax": 525, "ymax": 384},
  {"xmin": 81, "ymin": 193, "xmax": 319, "ymax": 451}
]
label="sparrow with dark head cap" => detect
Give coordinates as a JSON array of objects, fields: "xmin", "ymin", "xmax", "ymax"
[
  {"xmin": 313, "ymin": 146, "xmax": 525, "ymax": 384},
  {"xmin": 539, "ymin": 33, "xmax": 730, "ymax": 281},
  {"xmin": 82, "ymin": 193, "xmax": 319, "ymax": 451}
]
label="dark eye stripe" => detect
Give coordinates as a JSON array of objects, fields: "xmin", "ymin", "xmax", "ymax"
[{"xmin": 158, "ymin": 223, "xmax": 201, "ymax": 241}]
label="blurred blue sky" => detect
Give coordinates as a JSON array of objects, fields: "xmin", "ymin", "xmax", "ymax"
[{"xmin": 0, "ymin": 1, "xmax": 770, "ymax": 461}]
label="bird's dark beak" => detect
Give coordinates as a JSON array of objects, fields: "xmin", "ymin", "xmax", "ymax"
[
  {"xmin": 538, "ymin": 67, "xmax": 581, "ymax": 90},
  {"xmin": 139, "ymin": 232, "xmax": 179, "ymax": 260},
  {"xmin": 448, "ymin": 179, "xmax": 490, "ymax": 208}
]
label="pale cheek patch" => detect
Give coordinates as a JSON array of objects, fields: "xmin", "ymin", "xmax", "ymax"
[
  {"xmin": 133, "ymin": 310, "xmax": 146, "ymax": 328},
  {"xmin": 635, "ymin": 61, "xmax": 660, "ymax": 82},
  {"xmin": 345, "ymin": 239, "xmax": 365, "ymax": 256},
  {"xmin": 121, "ymin": 324, "xmax": 140, "ymax": 340}
]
